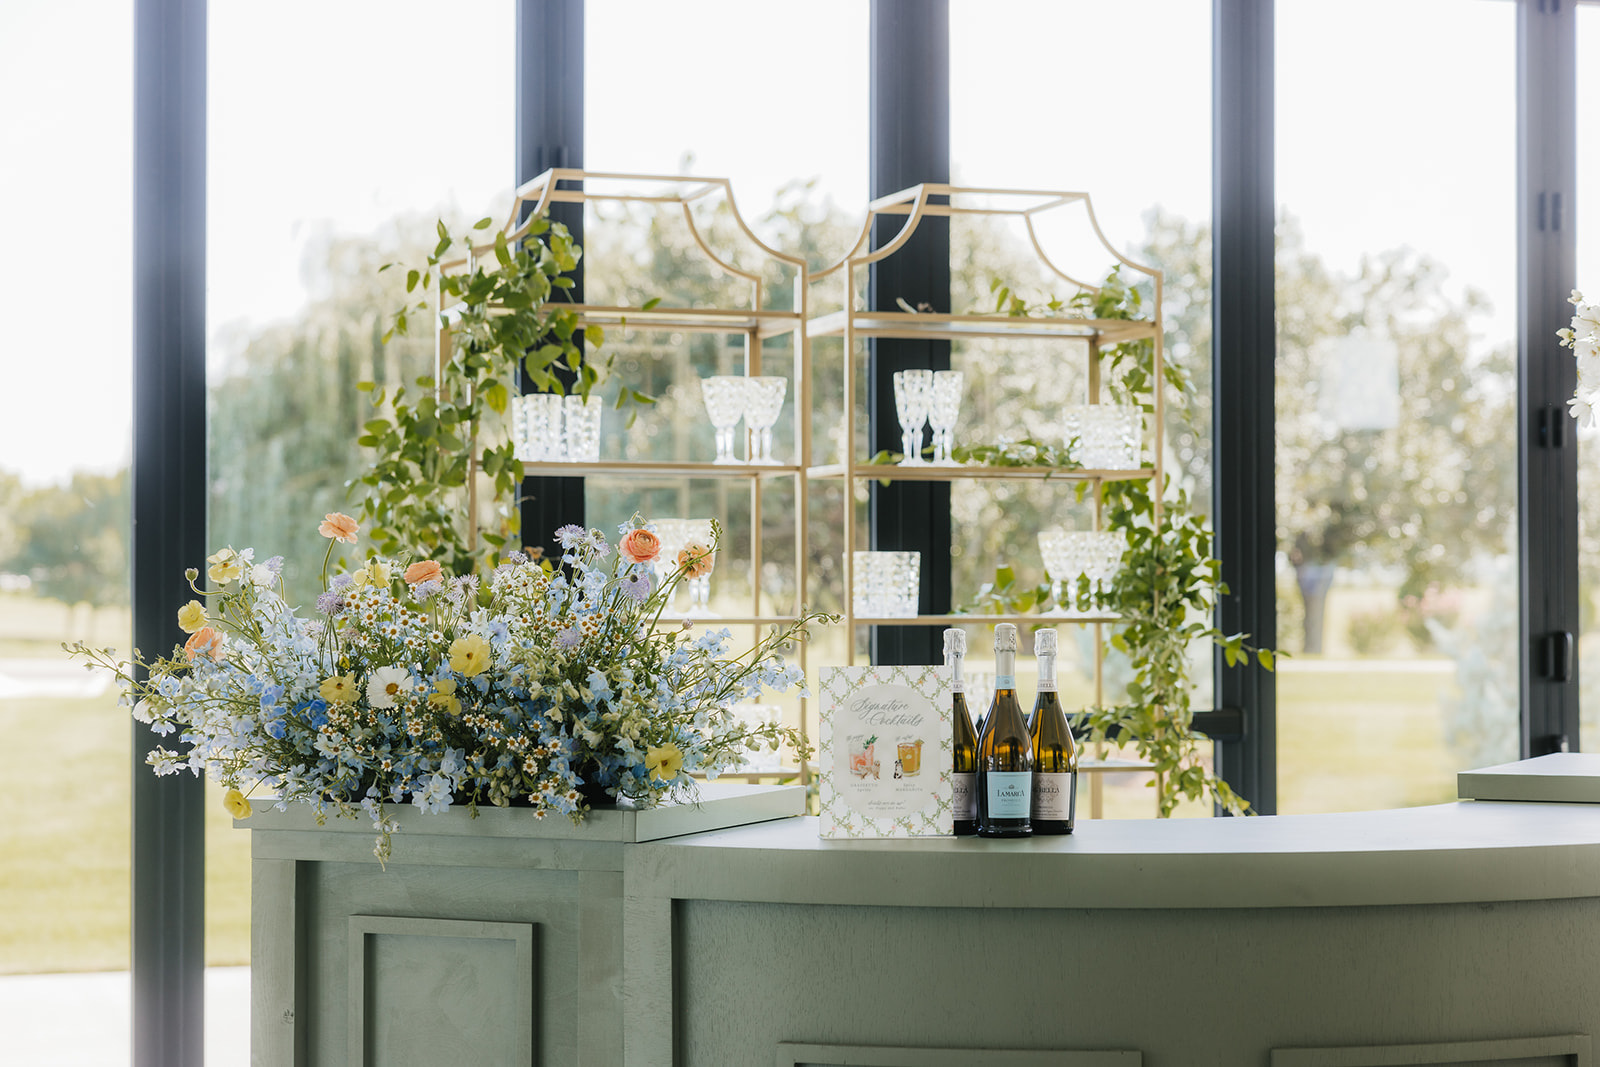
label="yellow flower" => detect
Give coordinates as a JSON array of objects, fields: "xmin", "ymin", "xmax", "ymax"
[
  {"xmin": 366, "ymin": 560, "xmax": 391, "ymax": 586},
  {"xmin": 223, "ymin": 788, "xmax": 252, "ymax": 820},
  {"xmin": 207, "ymin": 548, "xmax": 244, "ymax": 585},
  {"xmin": 348, "ymin": 568, "xmax": 370, "ymax": 589},
  {"xmin": 645, "ymin": 743, "xmax": 684, "ymax": 782},
  {"xmin": 449, "ymin": 634, "xmax": 492, "ymax": 677},
  {"xmin": 320, "ymin": 673, "xmax": 357, "ymax": 705},
  {"xmin": 427, "ymin": 678, "xmax": 462, "ymax": 716},
  {"xmin": 176, "ymin": 600, "xmax": 207, "ymax": 634}
]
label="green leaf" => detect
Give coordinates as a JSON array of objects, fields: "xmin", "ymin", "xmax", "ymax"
[
  {"xmin": 641, "ymin": 297, "xmax": 661, "ymax": 310},
  {"xmin": 585, "ymin": 324, "xmax": 606, "ymax": 347},
  {"xmin": 405, "ymin": 269, "xmax": 419, "ymax": 293},
  {"xmin": 484, "ymin": 382, "xmax": 510, "ymax": 415},
  {"xmin": 472, "ymin": 216, "xmax": 494, "ymax": 230},
  {"xmin": 1257, "ymin": 648, "xmax": 1275, "ymax": 671}
]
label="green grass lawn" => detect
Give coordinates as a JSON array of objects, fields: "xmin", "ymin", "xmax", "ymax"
[{"xmin": 0, "ymin": 693, "xmax": 253, "ymax": 975}]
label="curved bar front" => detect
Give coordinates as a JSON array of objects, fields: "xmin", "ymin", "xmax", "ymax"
[{"xmin": 621, "ymin": 803, "xmax": 1600, "ymax": 1066}]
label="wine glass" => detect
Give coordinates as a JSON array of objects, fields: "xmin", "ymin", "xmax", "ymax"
[
  {"xmin": 892, "ymin": 369, "xmax": 933, "ymax": 465},
  {"xmin": 1039, "ymin": 530, "xmax": 1088, "ymax": 617},
  {"xmin": 744, "ymin": 376, "xmax": 787, "ymax": 465},
  {"xmin": 701, "ymin": 376, "xmax": 750, "ymax": 464},
  {"xmin": 927, "ymin": 370, "xmax": 964, "ymax": 465},
  {"xmin": 1083, "ymin": 531, "xmax": 1127, "ymax": 613}
]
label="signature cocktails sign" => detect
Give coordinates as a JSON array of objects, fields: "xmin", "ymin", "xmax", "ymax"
[{"xmin": 818, "ymin": 664, "xmax": 952, "ymax": 838}]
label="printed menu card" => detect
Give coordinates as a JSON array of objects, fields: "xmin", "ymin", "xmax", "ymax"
[{"xmin": 819, "ymin": 664, "xmax": 952, "ymax": 838}]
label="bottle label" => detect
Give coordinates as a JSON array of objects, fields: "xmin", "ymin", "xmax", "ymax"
[
  {"xmin": 1036, "ymin": 679, "xmax": 1057, "ymax": 692},
  {"xmin": 952, "ymin": 680, "xmax": 965, "ymax": 693},
  {"xmin": 951, "ymin": 772, "xmax": 976, "ymax": 820},
  {"xmin": 995, "ymin": 674, "xmax": 1016, "ymax": 689},
  {"xmin": 985, "ymin": 771, "xmax": 1031, "ymax": 818},
  {"xmin": 1033, "ymin": 772, "xmax": 1076, "ymax": 820}
]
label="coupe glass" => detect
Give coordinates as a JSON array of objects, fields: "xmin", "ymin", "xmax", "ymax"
[
  {"xmin": 1083, "ymin": 531, "xmax": 1127, "ymax": 612},
  {"xmin": 527, "ymin": 393, "xmax": 566, "ymax": 463},
  {"xmin": 927, "ymin": 370, "xmax": 964, "ymax": 465},
  {"xmin": 892, "ymin": 369, "xmax": 933, "ymax": 464},
  {"xmin": 701, "ymin": 376, "xmax": 750, "ymax": 464},
  {"xmin": 744, "ymin": 376, "xmax": 787, "ymax": 465}
]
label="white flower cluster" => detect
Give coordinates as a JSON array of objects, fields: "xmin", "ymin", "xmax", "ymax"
[{"xmin": 1563, "ymin": 289, "xmax": 1600, "ymax": 427}]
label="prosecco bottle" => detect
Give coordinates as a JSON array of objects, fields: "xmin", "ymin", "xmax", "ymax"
[
  {"xmin": 1029, "ymin": 627, "xmax": 1078, "ymax": 835},
  {"xmin": 945, "ymin": 628, "xmax": 978, "ymax": 836},
  {"xmin": 977, "ymin": 623, "xmax": 1033, "ymax": 838}
]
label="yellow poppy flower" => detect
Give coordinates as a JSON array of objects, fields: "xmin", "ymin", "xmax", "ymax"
[
  {"xmin": 448, "ymin": 634, "xmax": 492, "ymax": 677},
  {"xmin": 645, "ymin": 743, "xmax": 684, "ymax": 782},
  {"xmin": 223, "ymin": 788, "xmax": 252, "ymax": 820},
  {"xmin": 176, "ymin": 600, "xmax": 207, "ymax": 634},
  {"xmin": 320, "ymin": 673, "xmax": 357, "ymax": 705},
  {"xmin": 427, "ymin": 678, "xmax": 462, "ymax": 716}
]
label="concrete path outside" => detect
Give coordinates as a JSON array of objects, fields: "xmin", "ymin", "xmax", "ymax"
[{"xmin": 0, "ymin": 967, "xmax": 249, "ymax": 1066}]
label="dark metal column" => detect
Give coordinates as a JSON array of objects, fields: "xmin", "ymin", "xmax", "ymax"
[
  {"xmin": 1517, "ymin": 0, "xmax": 1579, "ymax": 756},
  {"xmin": 1211, "ymin": 0, "xmax": 1278, "ymax": 813},
  {"xmin": 132, "ymin": 0, "xmax": 207, "ymax": 1061},
  {"xmin": 517, "ymin": 0, "xmax": 585, "ymax": 557},
  {"xmin": 869, "ymin": 0, "xmax": 951, "ymax": 666}
]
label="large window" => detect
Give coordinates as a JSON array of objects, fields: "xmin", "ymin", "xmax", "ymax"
[
  {"xmin": 949, "ymin": 0, "xmax": 1214, "ymax": 817},
  {"xmin": 1275, "ymin": 0, "xmax": 1518, "ymax": 812},
  {"xmin": 205, "ymin": 0, "xmax": 514, "ymax": 1052}
]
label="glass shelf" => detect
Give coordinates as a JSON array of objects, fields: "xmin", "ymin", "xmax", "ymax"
[
  {"xmin": 807, "ymin": 463, "xmax": 1154, "ymax": 482},
  {"xmin": 850, "ymin": 613, "xmax": 1120, "ymax": 627},
  {"xmin": 521, "ymin": 460, "xmax": 802, "ymax": 479},
  {"xmin": 806, "ymin": 309, "xmax": 1158, "ymax": 345}
]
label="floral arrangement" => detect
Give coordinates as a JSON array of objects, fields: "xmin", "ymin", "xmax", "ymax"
[
  {"xmin": 73, "ymin": 515, "xmax": 827, "ymax": 863},
  {"xmin": 1563, "ymin": 289, "xmax": 1600, "ymax": 427}
]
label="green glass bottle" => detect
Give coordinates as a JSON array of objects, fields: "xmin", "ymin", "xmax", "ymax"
[
  {"xmin": 977, "ymin": 623, "xmax": 1032, "ymax": 838},
  {"xmin": 1028, "ymin": 627, "xmax": 1077, "ymax": 835},
  {"xmin": 945, "ymin": 628, "xmax": 978, "ymax": 836}
]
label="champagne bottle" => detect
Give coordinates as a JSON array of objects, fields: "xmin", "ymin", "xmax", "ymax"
[
  {"xmin": 977, "ymin": 623, "xmax": 1032, "ymax": 838},
  {"xmin": 1029, "ymin": 627, "xmax": 1077, "ymax": 835},
  {"xmin": 945, "ymin": 628, "xmax": 978, "ymax": 836}
]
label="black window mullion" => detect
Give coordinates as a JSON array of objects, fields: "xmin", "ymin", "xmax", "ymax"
[
  {"xmin": 1211, "ymin": 0, "xmax": 1278, "ymax": 813},
  {"xmin": 132, "ymin": 0, "xmax": 207, "ymax": 1062},
  {"xmin": 868, "ymin": 0, "xmax": 951, "ymax": 667},
  {"xmin": 517, "ymin": 0, "xmax": 586, "ymax": 557},
  {"xmin": 1517, "ymin": 0, "xmax": 1580, "ymax": 756}
]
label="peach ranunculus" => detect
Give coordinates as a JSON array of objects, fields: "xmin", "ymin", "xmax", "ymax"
[
  {"xmin": 405, "ymin": 560, "xmax": 444, "ymax": 586},
  {"xmin": 619, "ymin": 528, "xmax": 662, "ymax": 565},
  {"xmin": 675, "ymin": 541, "xmax": 715, "ymax": 580},
  {"xmin": 318, "ymin": 512, "xmax": 360, "ymax": 544},
  {"xmin": 184, "ymin": 626, "xmax": 223, "ymax": 661}
]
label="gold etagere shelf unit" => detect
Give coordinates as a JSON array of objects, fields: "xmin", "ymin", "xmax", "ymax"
[
  {"xmin": 811, "ymin": 183, "xmax": 1166, "ymax": 814},
  {"xmin": 436, "ymin": 169, "xmax": 815, "ymax": 781}
]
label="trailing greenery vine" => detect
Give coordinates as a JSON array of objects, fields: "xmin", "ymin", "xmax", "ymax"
[
  {"xmin": 982, "ymin": 267, "xmax": 1272, "ymax": 816},
  {"xmin": 356, "ymin": 215, "xmax": 654, "ymax": 575}
]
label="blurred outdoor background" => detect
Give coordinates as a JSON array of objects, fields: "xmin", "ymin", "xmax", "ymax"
[{"xmin": 1, "ymin": 6, "xmax": 1598, "ymax": 1047}]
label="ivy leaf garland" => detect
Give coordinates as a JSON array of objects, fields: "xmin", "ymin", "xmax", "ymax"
[{"xmin": 358, "ymin": 215, "xmax": 655, "ymax": 576}]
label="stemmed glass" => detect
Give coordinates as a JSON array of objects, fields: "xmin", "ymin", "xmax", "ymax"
[
  {"xmin": 744, "ymin": 377, "xmax": 787, "ymax": 465},
  {"xmin": 892, "ymin": 370, "xmax": 933, "ymax": 465},
  {"xmin": 927, "ymin": 370, "xmax": 964, "ymax": 465},
  {"xmin": 1039, "ymin": 531, "xmax": 1089, "ymax": 617},
  {"xmin": 701, "ymin": 376, "xmax": 750, "ymax": 464}
]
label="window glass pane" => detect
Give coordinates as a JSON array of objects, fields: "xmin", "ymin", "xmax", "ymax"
[
  {"xmin": 582, "ymin": 1, "xmax": 868, "ymax": 768},
  {"xmin": 0, "ymin": 1, "xmax": 134, "ymax": 1054},
  {"xmin": 1576, "ymin": 3, "xmax": 1600, "ymax": 743},
  {"xmin": 1276, "ymin": 0, "xmax": 1517, "ymax": 812},
  {"xmin": 207, "ymin": 0, "xmax": 513, "ymax": 1053},
  {"xmin": 951, "ymin": 0, "xmax": 1213, "ymax": 817}
]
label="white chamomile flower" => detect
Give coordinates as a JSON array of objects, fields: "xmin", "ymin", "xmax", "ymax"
[{"xmin": 1568, "ymin": 393, "xmax": 1597, "ymax": 429}]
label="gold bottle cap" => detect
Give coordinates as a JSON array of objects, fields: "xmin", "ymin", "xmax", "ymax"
[
  {"xmin": 943, "ymin": 628, "xmax": 966, "ymax": 657},
  {"xmin": 1034, "ymin": 627, "xmax": 1057, "ymax": 655},
  {"xmin": 994, "ymin": 622, "xmax": 1018, "ymax": 653}
]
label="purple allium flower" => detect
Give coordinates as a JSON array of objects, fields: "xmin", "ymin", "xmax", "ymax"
[
  {"xmin": 316, "ymin": 591, "xmax": 345, "ymax": 615},
  {"xmin": 554, "ymin": 524, "xmax": 587, "ymax": 548},
  {"xmin": 556, "ymin": 625, "xmax": 582, "ymax": 649},
  {"xmin": 411, "ymin": 579, "xmax": 442, "ymax": 602},
  {"xmin": 264, "ymin": 556, "xmax": 285, "ymax": 575},
  {"xmin": 330, "ymin": 573, "xmax": 354, "ymax": 591},
  {"xmin": 620, "ymin": 569, "xmax": 653, "ymax": 602}
]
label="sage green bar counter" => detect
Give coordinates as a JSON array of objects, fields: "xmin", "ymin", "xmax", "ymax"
[{"xmin": 244, "ymin": 795, "xmax": 1600, "ymax": 1066}]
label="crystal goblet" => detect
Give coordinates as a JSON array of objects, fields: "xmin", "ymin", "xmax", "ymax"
[
  {"xmin": 701, "ymin": 376, "xmax": 750, "ymax": 464},
  {"xmin": 892, "ymin": 369, "xmax": 933, "ymax": 465},
  {"xmin": 744, "ymin": 376, "xmax": 787, "ymax": 465},
  {"xmin": 927, "ymin": 370, "xmax": 964, "ymax": 465}
]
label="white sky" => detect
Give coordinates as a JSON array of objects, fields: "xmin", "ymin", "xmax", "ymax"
[{"xmin": 0, "ymin": 0, "xmax": 1595, "ymax": 487}]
